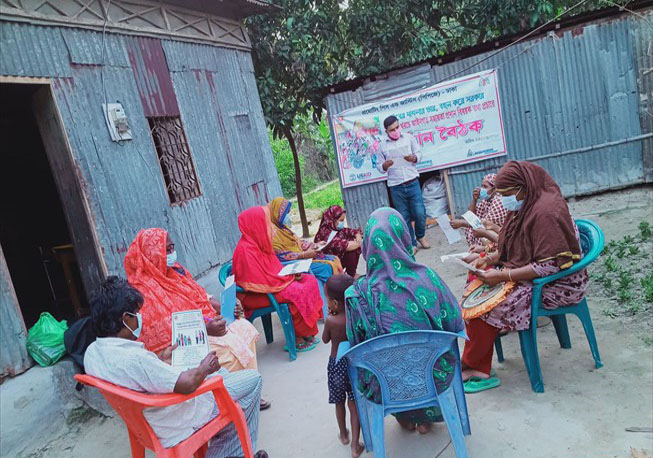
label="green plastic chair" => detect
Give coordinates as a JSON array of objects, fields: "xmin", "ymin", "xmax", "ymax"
[
  {"xmin": 219, "ymin": 261, "xmax": 297, "ymax": 361},
  {"xmin": 493, "ymin": 219, "xmax": 604, "ymax": 392}
]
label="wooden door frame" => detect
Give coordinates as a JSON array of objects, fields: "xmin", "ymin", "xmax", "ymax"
[{"xmin": 0, "ymin": 76, "xmax": 107, "ymax": 314}]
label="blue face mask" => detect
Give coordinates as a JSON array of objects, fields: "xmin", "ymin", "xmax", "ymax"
[
  {"xmin": 501, "ymin": 194, "xmax": 524, "ymax": 212},
  {"xmin": 336, "ymin": 221, "xmax": 345, "ymax": 230},
  {"xmin": 123, "ymin": 312, "xmax": 143, "ymax": 338},
  {"xmin": 282, "ymin": 213, "xmax": 291, "ymax": 227},
  {"xmin": 166, "ymin": 250, "xmax": 177, "ymax": 267},
  {"xmin": 479, "ymin": 188, "xmax": 490, "ymax": 200}
]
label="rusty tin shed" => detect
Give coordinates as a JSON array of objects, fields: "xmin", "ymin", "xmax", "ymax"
[
  {"xmin": 323, "ymin": 3, "xmax": 653, "ymax": 229},
  {"xmin": 0, "ymin": 0, "xmax": 281, "ymax": 377}
]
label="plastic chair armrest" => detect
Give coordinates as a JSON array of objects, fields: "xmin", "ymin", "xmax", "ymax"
[{"xmin": 336, "ymin": 341, "xmax": 351, "ymax": 362}]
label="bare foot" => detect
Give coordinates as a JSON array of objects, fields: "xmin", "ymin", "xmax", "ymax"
[
  {"xmin": 462, "ymin": 368, "xmax": 490, "ymax": 382},
  {"xmin": 351, "ymin": 442, "xmax": 365, "ymax": 458},
  {"xmin": 339, "ymin": 429, "xmax": 350, "ymax": 445},
  {"xmin": 396, "ymin": 418, "xmax": 416, "ymax": 431},
  {"xmin": 418, "ymin": 238, "xmax": 431, "ymax": 249},
  {"xmin": 417, "ymin": 423, "xmax": 432, "ymax": 434}
]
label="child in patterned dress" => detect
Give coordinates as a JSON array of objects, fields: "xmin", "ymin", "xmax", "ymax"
[{"xmin": 323, "ymin": 274, "xmax": 364, "ymax": 458}]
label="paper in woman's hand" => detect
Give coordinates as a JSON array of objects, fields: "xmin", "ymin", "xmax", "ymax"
[
  {"xmin": 444, "ymin": 256, "xmax": 483, "ymax": 274},
  {"xmin": 278, "ymin": 259, "xmax": 312, "ymax": 276},
  {"xmin": 317, "ymin": 231, "xmax": 338, "ymax": 251},
  {"xmin": 436, "ymin": 214, "xmax": 462, "ymax": 244},
  {"xmin": 220, "ymin": 275, "xmax": 237, "ymax": 325},
  {"xmin": 462, "ymin": 211, "xmax": 483, "ymax": 230}
]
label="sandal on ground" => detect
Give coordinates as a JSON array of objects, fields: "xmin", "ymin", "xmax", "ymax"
[
  {"xmin": 463, "ymin": 376, "xmax": 501, "ymax": 393},
  {"xmin": 260, "ymin": 398, "xmax": 271, "ymax": 411},
  {"xmin": 283, "ymin": 338, "xmax": 320, "ymax": 352},
  {"xmin": 226, "ymin": 450, "xmax": 268, "ymax": 458}
]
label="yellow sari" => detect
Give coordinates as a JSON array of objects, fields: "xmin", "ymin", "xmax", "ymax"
[{"xmin": 268, "ymin": 197, "xmax": 343, "ymax": 276}]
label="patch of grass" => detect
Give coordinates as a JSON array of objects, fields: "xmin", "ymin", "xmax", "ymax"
[
  {"xmin": 643, "ymin": 336, "xmax": 653, "ymax": 346},
  {"xmin": 302, "ymin": 181, "xmax": 344, "ymax": 210},
  {"xmin": 618, "ymin": 270, "xmax": 635, "ymax": 290},
  {"xmin": 605, "ymin": 256, "xmax": 619, "ymax": 272},
  {"xmin": 639, "ymin": 221, "xmax": 651, "ymax": 239},
  {"xmin": 641, "ymin": 273, "xmax": 653, "ymax": 303},
  {"xmin": 617, "ymin": 289, "xmax": 633, "ymax": 304}
]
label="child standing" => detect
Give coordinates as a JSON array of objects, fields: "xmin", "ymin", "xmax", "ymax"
[{"xmin": 323, "ymin": 274, "xmax": 364, "ymax": 458}]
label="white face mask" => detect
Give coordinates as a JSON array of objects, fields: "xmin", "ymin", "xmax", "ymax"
[
  {"xmin": 123, "ymin": 312, "xmax": 143, "ymax": 338},
  {"xmin": 166, "ymin": 250, "xmax": 178, "ymax": 267},
  {"xmin": 336, "ymin": 221, "xmax": 345, "ymax": 230},
  {"xmin": 501, "ymin": 194, "xmax": 524, "ymax": 211}
]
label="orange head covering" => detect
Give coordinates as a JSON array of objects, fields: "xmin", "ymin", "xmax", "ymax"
[{"xmin": 124, "ymin": 228, "xmax": 216, "ymax": 352}]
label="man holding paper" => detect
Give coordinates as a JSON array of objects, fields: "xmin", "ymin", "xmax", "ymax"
[
  {"xmin": 376, "ymin": 115, "xmax": 430, "ymax": 250},
  {"xmin": 84, "ymin": 276, "xmax": 266, "ymax": 457}
]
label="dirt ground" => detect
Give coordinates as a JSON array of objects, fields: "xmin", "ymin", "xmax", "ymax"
[{"xmin": 3, "ymin": 186, "xmax": 652, "ymax": 458}]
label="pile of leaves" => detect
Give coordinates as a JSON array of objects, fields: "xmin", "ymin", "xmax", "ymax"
[{"xmin": 590, "ymin": 221, "xmax": 653, "ymax": 323}]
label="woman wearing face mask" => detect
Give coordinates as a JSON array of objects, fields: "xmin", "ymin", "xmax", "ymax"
[
  {"xmin": 450, "ymin": 173, "xmax": 508, "ymax": 251},
  {"xmin": 124, "ymin": 228, "xmax": 271, "ymax": 410},
  {"xmin": 267, "ymin": 197, "xmax": 343, "ymax": 283},
  {"xmin": 461, "ymin": 161, "xmax": 589, "ymax": 392},
  {"xmin": 314, "ymin": 205, "xmax": 363, "ymax": 277}
]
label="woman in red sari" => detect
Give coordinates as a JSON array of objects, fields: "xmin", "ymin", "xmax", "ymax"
[
  {"xmin": 233, "ymin": 206, "xmax": 323, "ymax": 352},
  {"xmin": 124, "ymin": 228, "xmax": 271, "ymax": 412},
  {"xmin": 313, "ymin": 205, "xmax": 362, "ymax": 277}
]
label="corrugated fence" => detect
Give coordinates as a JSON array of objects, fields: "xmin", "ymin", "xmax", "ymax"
[{"xmin": 325, "ymin": 9, "xmax": 653, "ymax": 227}]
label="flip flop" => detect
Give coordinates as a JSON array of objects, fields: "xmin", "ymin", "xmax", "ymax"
[
  {"xmin": 283, "ymin": 338, "xmax": 320, "ymax": 352},
  {"xmin": 463, "ymin": 376, "xmax": 501, "ymax": 393}
]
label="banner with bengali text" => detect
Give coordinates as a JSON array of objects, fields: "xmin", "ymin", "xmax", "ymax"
[{"xmin": 332, "ymin": 69, "xmax": 507, "ymax": 188}]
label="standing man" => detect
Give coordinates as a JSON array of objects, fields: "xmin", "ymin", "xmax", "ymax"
[{"xmin": 376, "ymin": 115, "xmax": 430, "ymax": 249}]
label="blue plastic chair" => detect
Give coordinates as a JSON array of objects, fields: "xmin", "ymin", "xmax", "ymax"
[
  {"xmin": 337, "ymin": 330, "xmax": 470, "ymax": 458},
  {"xmin": 493, "ymin": 219, "xmax": 604, "ymax": 392},
  {"xmin": 218, "ymin": 261, "xmax": 297, "ymax": 361}
]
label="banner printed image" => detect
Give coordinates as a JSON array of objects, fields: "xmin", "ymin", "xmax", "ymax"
[{"xmin": 333, "ymin": 69, "xmax": 507, "ymax": 188}]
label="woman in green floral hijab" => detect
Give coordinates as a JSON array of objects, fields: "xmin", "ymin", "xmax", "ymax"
[{"xmin": 345, "ymin": 207, "xmax": 464, "ymax": 433}]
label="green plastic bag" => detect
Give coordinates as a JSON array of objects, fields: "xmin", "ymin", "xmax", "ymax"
[{"xmin": 26, "ymin": 312, "xmax": 68, "ymax": 367}]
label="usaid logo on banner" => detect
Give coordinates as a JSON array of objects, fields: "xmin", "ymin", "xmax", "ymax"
[{"xmin": 350, "ymin": 172, "xmax": 372, "ymax": 182}]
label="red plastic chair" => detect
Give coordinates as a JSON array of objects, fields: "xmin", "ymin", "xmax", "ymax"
[{"xmin": 74, "ymin": 374, "xmax": 254, "ymax": 458}]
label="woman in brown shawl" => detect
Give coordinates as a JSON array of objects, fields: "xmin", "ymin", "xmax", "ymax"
[{"xmin": 461, "ymin": 161, "xmax": 589, "ymax": 390}]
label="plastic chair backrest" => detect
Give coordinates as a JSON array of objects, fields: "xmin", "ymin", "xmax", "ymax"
[
  {"xmin": 533, "ymin": 219, "xmax": 604, "ymax": 285},
  {"xmin": 74, "ymin": 373, "xmax": 228, "ymax": 453},
  {"xmin": 218, "ymin": 261, "xmax": 232, "ymax": 287},
  {"xmin": 343, "ymin": 330, "xmax": 465, "ymax": 411}
]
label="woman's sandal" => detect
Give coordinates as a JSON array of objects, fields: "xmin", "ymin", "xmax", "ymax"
[
  {"xmin": 283, "ymin": 338, "xmax": 320, "ymax": 353},
  {"xmin": 463, "ymin": 376, "xmax": 501, "ymax": 393}
]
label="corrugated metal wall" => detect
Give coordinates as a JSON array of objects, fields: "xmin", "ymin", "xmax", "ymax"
[
  {"xmin": 325, "ymin": 10, "xmax": 652, "ymax": 226},
  {"xmin": 0, "ymin": 245, "xmax": 32, "ymax": 378},
  {"xmin": 0, "ymin": 22, "xmax": 281, "ymax": 279}
]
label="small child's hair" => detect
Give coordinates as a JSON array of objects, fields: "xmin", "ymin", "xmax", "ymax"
[{"xmin": 325, "ymin": 274, "xmax": 355, "ymax": 304}]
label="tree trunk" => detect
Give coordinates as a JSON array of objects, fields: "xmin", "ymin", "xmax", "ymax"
[{"xmin": 283, "ymin": 126, "xmax": 310, "ymax": 238}]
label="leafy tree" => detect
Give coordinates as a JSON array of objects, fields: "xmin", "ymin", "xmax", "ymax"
[
  {"xmin": 247, "ymin": 0, "xmax": 348, "ymax": 237},
  {"xmin": 342, "ymin": 0, "xmax": 606, "ymax": 78}
]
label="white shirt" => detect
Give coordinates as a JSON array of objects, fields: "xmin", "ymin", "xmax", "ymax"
[
  {"xmin": 84, "ymin": 337, "xmax": 217, "ymax": 448},
  {"xmin": 376, "ymin": 132, "xmax": 422, "ymax": 187}
]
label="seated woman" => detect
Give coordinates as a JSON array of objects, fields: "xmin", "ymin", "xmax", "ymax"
[
  {"xmin": 345, "ymin": 207, "xmax": 465, "ymax": 434},
  {"xmin": 84, "ymin": 276, "xmax": 267, "ymax": 458},
  {"xmin": 268, "ymin": 197, "xmax": 342, "ymax": 283},
  {"xmin": 233, "ymin": 206, "xmax": 324, "ymax": 352},
  {"xmin": 313, "ymin": 205, "xmax": 363, "ymax": 277},
  {"xmin": 462, "ymin": 161, "xmax": 589, "ymax": 391},
  {"xmin": 450, "ymin": 173, "xmax": 508, "ymax": 252},
  {"xmin": 124, "ymin": 228, "xmax": 270, "ymax": 409}
]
